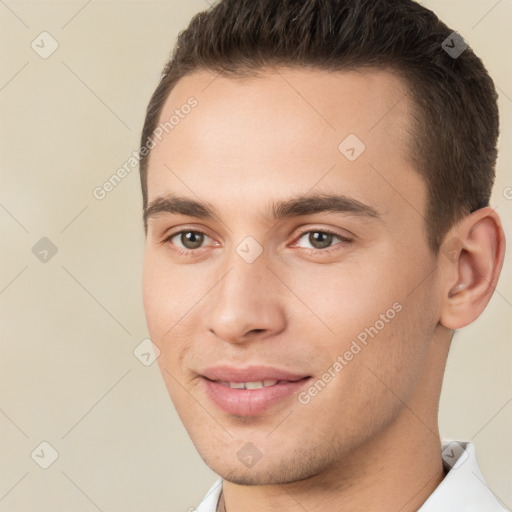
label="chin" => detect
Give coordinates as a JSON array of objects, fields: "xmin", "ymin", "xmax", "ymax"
[
  {"xmin": 201, "ymin": 448, "xmax": 329, "ymax": 487},
  {"xmin": 222, "ymin": 471, "xmax": 270, "ymax": 486}
]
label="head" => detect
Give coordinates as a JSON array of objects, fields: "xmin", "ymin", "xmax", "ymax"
[{"xmin": 140, "ymin": 0, "xmax": 505, "ymax": 486}]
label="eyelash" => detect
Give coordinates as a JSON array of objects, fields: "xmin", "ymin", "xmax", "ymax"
[{"xmin": 162, "ymin": 227, "xmax": 352, "ymax": 256}]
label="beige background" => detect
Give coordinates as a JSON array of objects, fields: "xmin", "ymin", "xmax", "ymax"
[{"xmin": 0, "ymin": 1, "xmax": 511, "ymax": 511}]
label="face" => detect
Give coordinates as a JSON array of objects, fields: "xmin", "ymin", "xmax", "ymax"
[{"xmin": 142, "ymin": 67, "xmax": 444, "ymax": 485}]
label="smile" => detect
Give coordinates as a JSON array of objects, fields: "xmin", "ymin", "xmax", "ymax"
[
  {"xmin": 216, "ymin": 379, "xmax": 279, "ymax": 389},
  {"xmin": 199, "ymin": 367, "xmax": 311, "ymax": 416}
]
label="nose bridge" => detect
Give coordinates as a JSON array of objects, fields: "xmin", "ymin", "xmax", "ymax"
[
  {"xmin": 218, "ymin": 234, "xmax": 271, "ymax": 299},
  {"xmin": 205, "ymin": 244, "xmax": 285, "ymax": 342}
]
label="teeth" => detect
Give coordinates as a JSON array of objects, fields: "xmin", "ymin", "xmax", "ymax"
[
  {"xmin": 245, "ymin": 381, "xmax": 263, "ymax": 389},
  {"xmin": 226, "ymin": 380, "xmax": 278, "ymax": 389}
]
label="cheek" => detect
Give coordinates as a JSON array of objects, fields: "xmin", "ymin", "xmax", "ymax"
[
  {"xmin": 142, "ymin": 253, "xmax": 166, "ymax": 338},
  {"xmin": 142, "ymin": 251, "xmax": 191, "ymax": 338},
  {"xmin": 142, "ymin": 251, "xmax": 206, "ymax": 377},
  {"xmin": 295, "ymin": 301, "xmax": 434, "ymax": 448},
  {"xmin": 295, "ymin": 261, "xmax": 398, "ymax": 340},
  {"xmin": 305, "ymin": 255, "xmax": 437, "ymax": 401}
]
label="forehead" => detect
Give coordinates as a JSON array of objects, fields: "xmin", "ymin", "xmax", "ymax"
[
  {"xmin": 152, "ymin": 67, "xmax": 414, "ymax": 159},
  {"xmin": 146, "ymin": 67, "xmax": 424, "ymax": 228}
]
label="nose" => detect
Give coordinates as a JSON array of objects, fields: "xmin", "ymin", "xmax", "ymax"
[{"xmin": 204, "ymin": 251, "xmax": 287, "ymax": 344}]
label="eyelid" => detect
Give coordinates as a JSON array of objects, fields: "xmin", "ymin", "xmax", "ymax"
[
  {"xmin": 292, "ymin": 225, "xmax": 354, "ymax": 241},
  {"xmin": 162, "ymin": 224, "xmax": 214, "ymax": 241}
]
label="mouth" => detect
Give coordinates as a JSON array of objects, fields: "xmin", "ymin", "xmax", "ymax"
[{"xmin": 199, "ymin": 366, "xmax": 312, "ymax": 416}]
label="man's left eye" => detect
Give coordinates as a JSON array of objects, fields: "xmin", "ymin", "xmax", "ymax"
[
  {"xmin": 294, "ymin": 230, "xmax": 351, "ymax": 250},
  {"xmin": 167, "ymin": 230, "xmax": 212, "ymax": 250}
]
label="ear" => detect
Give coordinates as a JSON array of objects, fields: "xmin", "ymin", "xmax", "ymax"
[{"xmin": 438, "ymin": 207, "xmax": 506, "ymax": 330}]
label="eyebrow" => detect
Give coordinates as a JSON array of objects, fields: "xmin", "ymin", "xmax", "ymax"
[{"xmin": 144, "ymin": 192, "xmax": 381, "ymax": 226}]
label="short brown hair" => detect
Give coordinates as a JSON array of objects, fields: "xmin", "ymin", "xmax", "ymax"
[{"xmin": 139, "ymin": 0, "xmax": 499, "ymax": 252}]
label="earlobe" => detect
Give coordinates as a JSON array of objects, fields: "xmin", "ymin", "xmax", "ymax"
[{"xmin": 439, "ymin": 207, "xmax": 506, "ymax": 330}]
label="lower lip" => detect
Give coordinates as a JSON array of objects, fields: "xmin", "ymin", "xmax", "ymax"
[{"xmin": 202, "ymin": 377, "xmax": 311, "ymax": 416}]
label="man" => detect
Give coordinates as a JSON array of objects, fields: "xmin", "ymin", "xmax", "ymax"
[{"xmin": 139, "ymin": 0, "xmax": 508, "ymax": 510}]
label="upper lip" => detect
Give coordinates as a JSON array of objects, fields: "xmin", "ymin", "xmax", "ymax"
[{"xmin": 201, "ymin": 365, "xmax": 310, "ymax": 383}]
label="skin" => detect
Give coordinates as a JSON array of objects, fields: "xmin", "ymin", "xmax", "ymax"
[{"xmin": 142, "ymin": 67, "xmax": 505, "ymax": 512}]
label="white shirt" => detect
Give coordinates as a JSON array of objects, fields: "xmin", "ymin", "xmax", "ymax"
[{"xmin": 195, "ymin": 441, "xmax": 509, "ymax": 511}]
